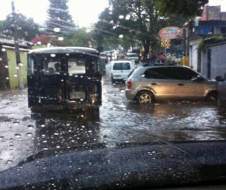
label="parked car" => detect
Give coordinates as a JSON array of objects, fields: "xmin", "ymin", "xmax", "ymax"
[
  {"xmin": 218, "ymin": 80, "xmax": 226, "ymax": 107},
  {"xmin": 110, "ymin": 60, "xmax": 134, "ymax": 83},
  {"xmin": 126, "ymin": 65, "xmax": 218, "ymax": 104},
  {"xmin": 28, "ymin": 47, "xmax": 102, "ymax": 113},
  {"xmin": 126, "ymin": 52, "xmax": 139, "ymax": 64}
]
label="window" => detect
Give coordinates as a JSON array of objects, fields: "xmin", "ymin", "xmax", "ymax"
[
  {"xmin": 113, "ymin": 62, "xmax": 131, "ymax": 70},
  {"xmin": 144, "ymin": 68, "xmax": 168, "ymax": 79},
  {"xmin": 171, "ymin": 67, "xmax": 198, "ymax": 80},
  {"xmin": 68, "ymin": 59, "xmax": 86, "ymax": 75},
  {"xmin": 43, "ymin": 60, "xmax": 62, "ymax": 75},
  {"xmin": 144, "ymin": 67, "xmax": 198, "ymax": 80}
]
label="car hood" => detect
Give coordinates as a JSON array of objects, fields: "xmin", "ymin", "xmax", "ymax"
[{"xmin": 1, "ymin": 141, "xmax": 226, "ymax": 190}]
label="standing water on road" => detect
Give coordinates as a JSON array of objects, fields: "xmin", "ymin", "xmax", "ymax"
[{"xmin": 0, "ymin": 78, "xmax": 226, "ymax": 171}]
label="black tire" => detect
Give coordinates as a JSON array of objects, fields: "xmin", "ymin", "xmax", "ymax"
[
  {"xmin": 206, "ymin": 91, "xmax": 218, "ymax": 102},
  {"xmin": 136, "ymin": 91, "xmax": 155, "ymax": 104},
  {"xmin": 111, "ymin": 77, "xmax": 115, "ymax": 84},
  {"xmin": 85, "ymin": 107, "xmax": 100, "ymax": 120}
]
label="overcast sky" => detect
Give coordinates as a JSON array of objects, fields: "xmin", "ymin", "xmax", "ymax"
[{"xmin": 0, "ymin": 0, "xmax": 225, "ymax": 28}]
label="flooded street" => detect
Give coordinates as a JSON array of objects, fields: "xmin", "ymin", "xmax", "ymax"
[{"xmin": 0, "ymin": 77, "xmax": 226, "ymax": 172}]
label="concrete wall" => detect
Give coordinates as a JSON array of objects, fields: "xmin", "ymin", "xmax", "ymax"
[
  {"xmin": 211, "ymin": 44, "xmax": 226, "ymax": 79},
  {"xmin": 6, "ymin": 49, "xmax": 28, "ymax": 89},
  {"xmin": 201, "ymin": 51, "xmax": 208, "ymax": 79},
  {"xmin": 201, "ymin": 44, "xmax": 226, "ymax": 79},
  {"xmin": 189, "ymin": 39, "xmax": 202, "ymax": 72}
]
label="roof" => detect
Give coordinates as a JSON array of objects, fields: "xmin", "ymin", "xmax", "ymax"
[
  {"xmin": 140, "ymin": 64, "xmax": 189, "ymax": 69},
  {"xmin": 110, "ymin": 60, "xmax": 133, "ymax": 63},
  {"xmin": 0, "ymin": 37, "xmax": 31, "ymax": 49},
  {"xmin": 205, "ymin": 40, "xmax": 226, "ymax": 48},
  {"xmin": 29, "ymin": 47, "xmax": 99, "ymax": 55}
]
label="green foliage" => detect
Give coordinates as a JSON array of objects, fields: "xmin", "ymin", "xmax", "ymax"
[
  {"xmin": 64, "ymin": 28, "xmax": 92, "ymax": 47},
  {"xmin": 47, "ymin": 0, "xmax": 75, "ymax": 35},
  {"xmin": 0, "ymin": 13, "xmax": 39, "ymax": 41},
  {"xmin": 198, "ymin": 35, "xmax": 226, "ymax": 52},
  {"xmin": 93, "ymin": 0, "xmax": 164, "ymax": 59},
  {"xmin": 155, "ymin": 0, "xmax": 208, "ymax": 18}
]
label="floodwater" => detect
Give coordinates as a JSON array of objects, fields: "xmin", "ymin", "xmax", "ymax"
[{"xmin": 0, "ymin": 77, "xmax": 226, "ymax": 171}]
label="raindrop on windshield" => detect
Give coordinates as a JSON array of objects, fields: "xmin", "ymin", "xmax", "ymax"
[
  {"xmin": 125, "ymin": 15, "xmax": 131, "ymax": 20},
  {"xmin": 27, "ymin": 125, "xmax": 34, "ymax": 129},
  {"xmin": 119, "ymin": 15, "xmax": 124, "ymax": 19},
  {"xmin": 53, "ymin": 27, "xmax": 61, "ymax": 33},
  {"xmin": 26, "ymin": 132, "xmax": 33, "ymax": 137},
  {"xmin": 6, "ymin": 160, "xmax": 13, "ymax": 165},
  {"xmin": 14, "ymin": 133, "xmax": 22, "ymax": 138},
  {"xmin": 119, "ymin": 34, "xmax": 124, "ymax": 39},
  {"xmin": 58, "ymin": 36, "xmax": 64, "ymax": 41},
  {"xmin": 50, "ymin": 54, "xmax": 56, "ymax": 58}
]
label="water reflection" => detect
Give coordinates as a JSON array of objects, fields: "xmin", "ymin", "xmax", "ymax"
[{"xmin": 32, "ymin": 112, "xmax": 101, "ymax": 157}]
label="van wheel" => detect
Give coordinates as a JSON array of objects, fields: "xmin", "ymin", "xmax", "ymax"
[
  {"xmin": 111, "ymin": 77, "xmax": 115, "ymax": 84},
  {"xmin": 136, "ymin": 91, "xmax": 154, "ymax": 104},
  {"xmin": 206, "ymin": 91, "xmax": 218, "ymax": 102},
  {"xmin": 85, "ymin": 107, "xmax": 100, "ymax": 120}
]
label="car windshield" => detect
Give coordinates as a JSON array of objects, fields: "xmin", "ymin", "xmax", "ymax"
[{"xmin": 1, "ymin": 0, "xmax": 226, "ymax": 189}]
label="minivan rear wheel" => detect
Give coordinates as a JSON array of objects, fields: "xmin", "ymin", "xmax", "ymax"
[{"xmin": 137, "ymin": 91, "xmax": 154, "ymax": 104}]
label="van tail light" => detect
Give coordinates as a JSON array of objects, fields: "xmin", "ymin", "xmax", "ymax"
[{"xmin": 127, "ymin": 80, "xmax": 132, "ymax": 90}]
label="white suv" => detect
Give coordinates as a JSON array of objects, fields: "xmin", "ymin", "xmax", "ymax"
[{"xmin": 110, "ymin": 60, "xmax": 134, "ymax": 83}]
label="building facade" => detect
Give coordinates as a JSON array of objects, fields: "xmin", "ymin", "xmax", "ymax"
[{"xmin": 0, "ymin": 38, "xmax": 31, "ymax": 90}]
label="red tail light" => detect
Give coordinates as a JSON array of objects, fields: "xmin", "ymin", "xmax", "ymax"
[{"xmin": 127, "ymin": 80, "xmax": 132, "ymax": 89}]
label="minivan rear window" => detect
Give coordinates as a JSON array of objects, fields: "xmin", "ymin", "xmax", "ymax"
[{"xmin": 113, "ymin": 62, "xmax": 131, "ymax": 70}]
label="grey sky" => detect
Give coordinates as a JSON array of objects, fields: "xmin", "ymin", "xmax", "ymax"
[
  {"xmin": 0, "ymin": 0, "xmax": 109, "ymax": 27},
  {"xmin": 0, "ymin": 0, "xmax": 225, "ymax": 27}
]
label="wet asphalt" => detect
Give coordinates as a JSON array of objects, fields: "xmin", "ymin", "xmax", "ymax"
[{"xmin": 0, "ymin": 75, "xmax": 226, "ymax": 172}]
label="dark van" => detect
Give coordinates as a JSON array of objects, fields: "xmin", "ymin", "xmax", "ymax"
[{"xmin": 27, "ymin": 47, "xmax": 102, "ymax": 113}]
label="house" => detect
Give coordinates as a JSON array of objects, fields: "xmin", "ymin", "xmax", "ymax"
[
  {"xmin": 0, "ymin": 37, "xmax": 31, "ymax": 90},
  {"xmin": 188, "ymin": 5, "xmax": 226, "ymax": 79},
  {"xmin": 189, "ymin": 38, "xmax": 226, "ymax": 80}
]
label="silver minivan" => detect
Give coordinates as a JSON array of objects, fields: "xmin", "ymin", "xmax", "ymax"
[{"xmin": 125, "ymin": 65, "xmax": 218, "ymax": 104}]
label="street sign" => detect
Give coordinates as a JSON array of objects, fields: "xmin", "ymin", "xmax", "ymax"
[{"xmin": 159, "ymin": 27, "xmax": 183, "ymax": 40}]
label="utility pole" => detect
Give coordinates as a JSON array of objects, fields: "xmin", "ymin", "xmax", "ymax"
[{"xmin": 12, "ymin": 1, "xmax": 23, "ymax": 89}]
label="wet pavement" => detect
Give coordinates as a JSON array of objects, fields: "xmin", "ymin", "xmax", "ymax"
[{"xmin": 0, "ymin": 77, "xmax": 226, "ymax": 172}]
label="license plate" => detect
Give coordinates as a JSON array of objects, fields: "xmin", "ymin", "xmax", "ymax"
[{"xmin": 70, "ymin": 91, "xmax": 85, "ymax": 99}]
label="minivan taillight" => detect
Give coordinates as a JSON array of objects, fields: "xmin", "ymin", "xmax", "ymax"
[{"xmin": 127, "ymin": 80, "xmax": 132, "ymax": 89}]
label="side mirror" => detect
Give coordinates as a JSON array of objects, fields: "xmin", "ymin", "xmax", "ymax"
[
  {"xmin": 215, "ymin": 76, "xmax": 224, "ymax": 82},
  {"xmin": 192, "ymin": 75, "xmax": 205, "ymax": 82}
]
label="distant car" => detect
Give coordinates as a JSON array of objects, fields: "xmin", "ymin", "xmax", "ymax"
[
  {"xmin": 126, "ymin": 65, "xmax": 218, "ymax": 104},
  {"xmin": 110, "ymin": 60, "xmax": 135, "ymax": 83},
  {"xmin": 126, "ymin": 52, "xmax": 139, "ymax": 64}
]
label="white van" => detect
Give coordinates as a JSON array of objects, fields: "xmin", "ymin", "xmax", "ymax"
[{"xmin": 110, "ymin": 60, "xmax": 134, "ymax": 83}]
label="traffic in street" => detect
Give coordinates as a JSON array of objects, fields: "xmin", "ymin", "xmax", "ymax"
[{"xmin": 0, "ymin": 73, "xmax": 226, "ymax": 172}]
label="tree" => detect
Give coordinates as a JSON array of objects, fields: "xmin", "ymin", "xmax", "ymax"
[
  {"xmin": 64, "ymin": 28, "xmax": 92, "ymax": 47},
  {"xmin": 0, "ymin": 21, "xmax": 4, "ymax": 32},
  {"xmin": 0, "ymin": 13, "xmax": 39, "ymax": 41},
  {"xmin": 154, "ymin": 0, "xmax": 208, "ymax": 18},
  {"xmin": 94, "ymin": 0, "xmax": 165, "ymax": 60},
  {"xmin": 47, "ymin": 0, "xmax": 75, "ymax": 35}
]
